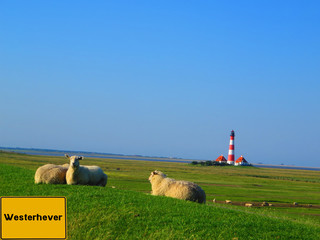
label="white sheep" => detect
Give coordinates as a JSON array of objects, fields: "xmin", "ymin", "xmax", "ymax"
[
  {"xmin": 65, "ymin": 154, "xmax": 108, "ymax": 186},
  {"xmin": 148, "ymin": 170, "xmax": 206, "ymax": 203},
  {"xmin": 34, "ymin": 163, "xmax": 69, "ymax": 184}
]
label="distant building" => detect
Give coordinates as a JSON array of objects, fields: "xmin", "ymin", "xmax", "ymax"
[
  {"xmin": 235, "ymin": 155, "xmax": 250, "ymax": 166},
  {"xmin": 215, "ymin": 155, "xmax": 227, "ymax": 163}
]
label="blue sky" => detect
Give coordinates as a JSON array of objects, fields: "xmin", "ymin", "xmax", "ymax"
[{"xmin": 1, "ymin": 1, "xmax": 319, "ymax": 166}]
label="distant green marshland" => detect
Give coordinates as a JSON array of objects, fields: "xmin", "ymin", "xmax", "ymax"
[{"xmin": 0, "ymin": 151, "xmax": 319, "ymax": 239}]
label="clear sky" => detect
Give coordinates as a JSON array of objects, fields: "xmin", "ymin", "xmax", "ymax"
[{"xmin": 1, "ymin": 1, "xmax": 319, "ymax": 167}]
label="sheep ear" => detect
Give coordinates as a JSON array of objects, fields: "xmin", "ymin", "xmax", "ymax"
[
  {"xmin": 79, "ymin": 156, "xmax": 84, "ymax": 160},
  {"xmin": 65, "ymin": 154, "xmax": 70, "ymax": 158},
  {"xmin": 153, "ymin": 171, "xmax": 158, "ymax": 175}
]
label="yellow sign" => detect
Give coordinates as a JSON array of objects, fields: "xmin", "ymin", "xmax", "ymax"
[{"xmin": 1, "ymin": 197, "xmax": 66, "ymax": 239}]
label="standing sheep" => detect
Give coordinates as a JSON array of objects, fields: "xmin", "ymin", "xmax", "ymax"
[
  {"xmin": 65, "ymin": 154, "xmax": 108, "ymax": 187},
  {"xmin": 35, "ymin": 163, "xmax": 69, "ymax": 184},
  {"xmin": 148, "ymin": 170, "xmax": 206, "ymax": 203}
]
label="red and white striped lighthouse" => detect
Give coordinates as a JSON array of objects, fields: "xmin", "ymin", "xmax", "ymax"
[{"xmin": 227, "ymin": 130, "xmax": 235, "ymax": 165}]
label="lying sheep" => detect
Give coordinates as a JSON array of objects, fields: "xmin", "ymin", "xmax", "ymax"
[
  {"xmin": 65, "ymin": 154, "xmax": 107, "ymax": 187},
  {"xmin": 35, "ymin": 163, "xmax": 69, "ymax": 184},
  {"xmin": 148, "ymin": 170, "xmax": 206, "ymax": 203}
]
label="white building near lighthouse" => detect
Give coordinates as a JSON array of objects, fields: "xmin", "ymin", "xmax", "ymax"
[
  {"xmin": 234, "ymin": 155, "xmax": 250, "ymax": 166},
  {"xmin": 215, "ymin": 155, "xmax": 227, "ymax": 164}
]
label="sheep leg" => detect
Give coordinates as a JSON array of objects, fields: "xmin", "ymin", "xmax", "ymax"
[{"xmin": 97, "ymin": 175, "xmax": 107, "ymax": 187}]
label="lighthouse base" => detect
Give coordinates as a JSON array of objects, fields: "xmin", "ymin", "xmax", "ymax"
[{"xmin": 227, "ymin": 161, "xmax": 234, "ymax": 165}]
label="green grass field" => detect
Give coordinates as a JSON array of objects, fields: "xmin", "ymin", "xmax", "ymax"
[{"xmin": 0, "ymin": 151, "xmax": 319, "ymax": 239}]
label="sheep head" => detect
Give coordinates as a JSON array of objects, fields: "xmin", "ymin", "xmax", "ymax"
[
  {"xmin": 65, "ymin": 154, "xmax": 84, "ymax": 169},
  {"xmin": 148, "ymin": 170, "xmax": 167, "ymax": 181}
]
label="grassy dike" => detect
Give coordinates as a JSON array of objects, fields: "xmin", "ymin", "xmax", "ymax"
[{"xmin": 0, "ymin": 151, "xmax": 319, "ymax": 239}]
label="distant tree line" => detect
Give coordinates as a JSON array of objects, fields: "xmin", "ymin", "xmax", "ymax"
[
  {"xmin": 190, "ymin": 161, "xmax": 228, "ymax": 166},
  {"xmin": 190, "ymin": 161, "xmax": 252, "ymax": 167}
]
